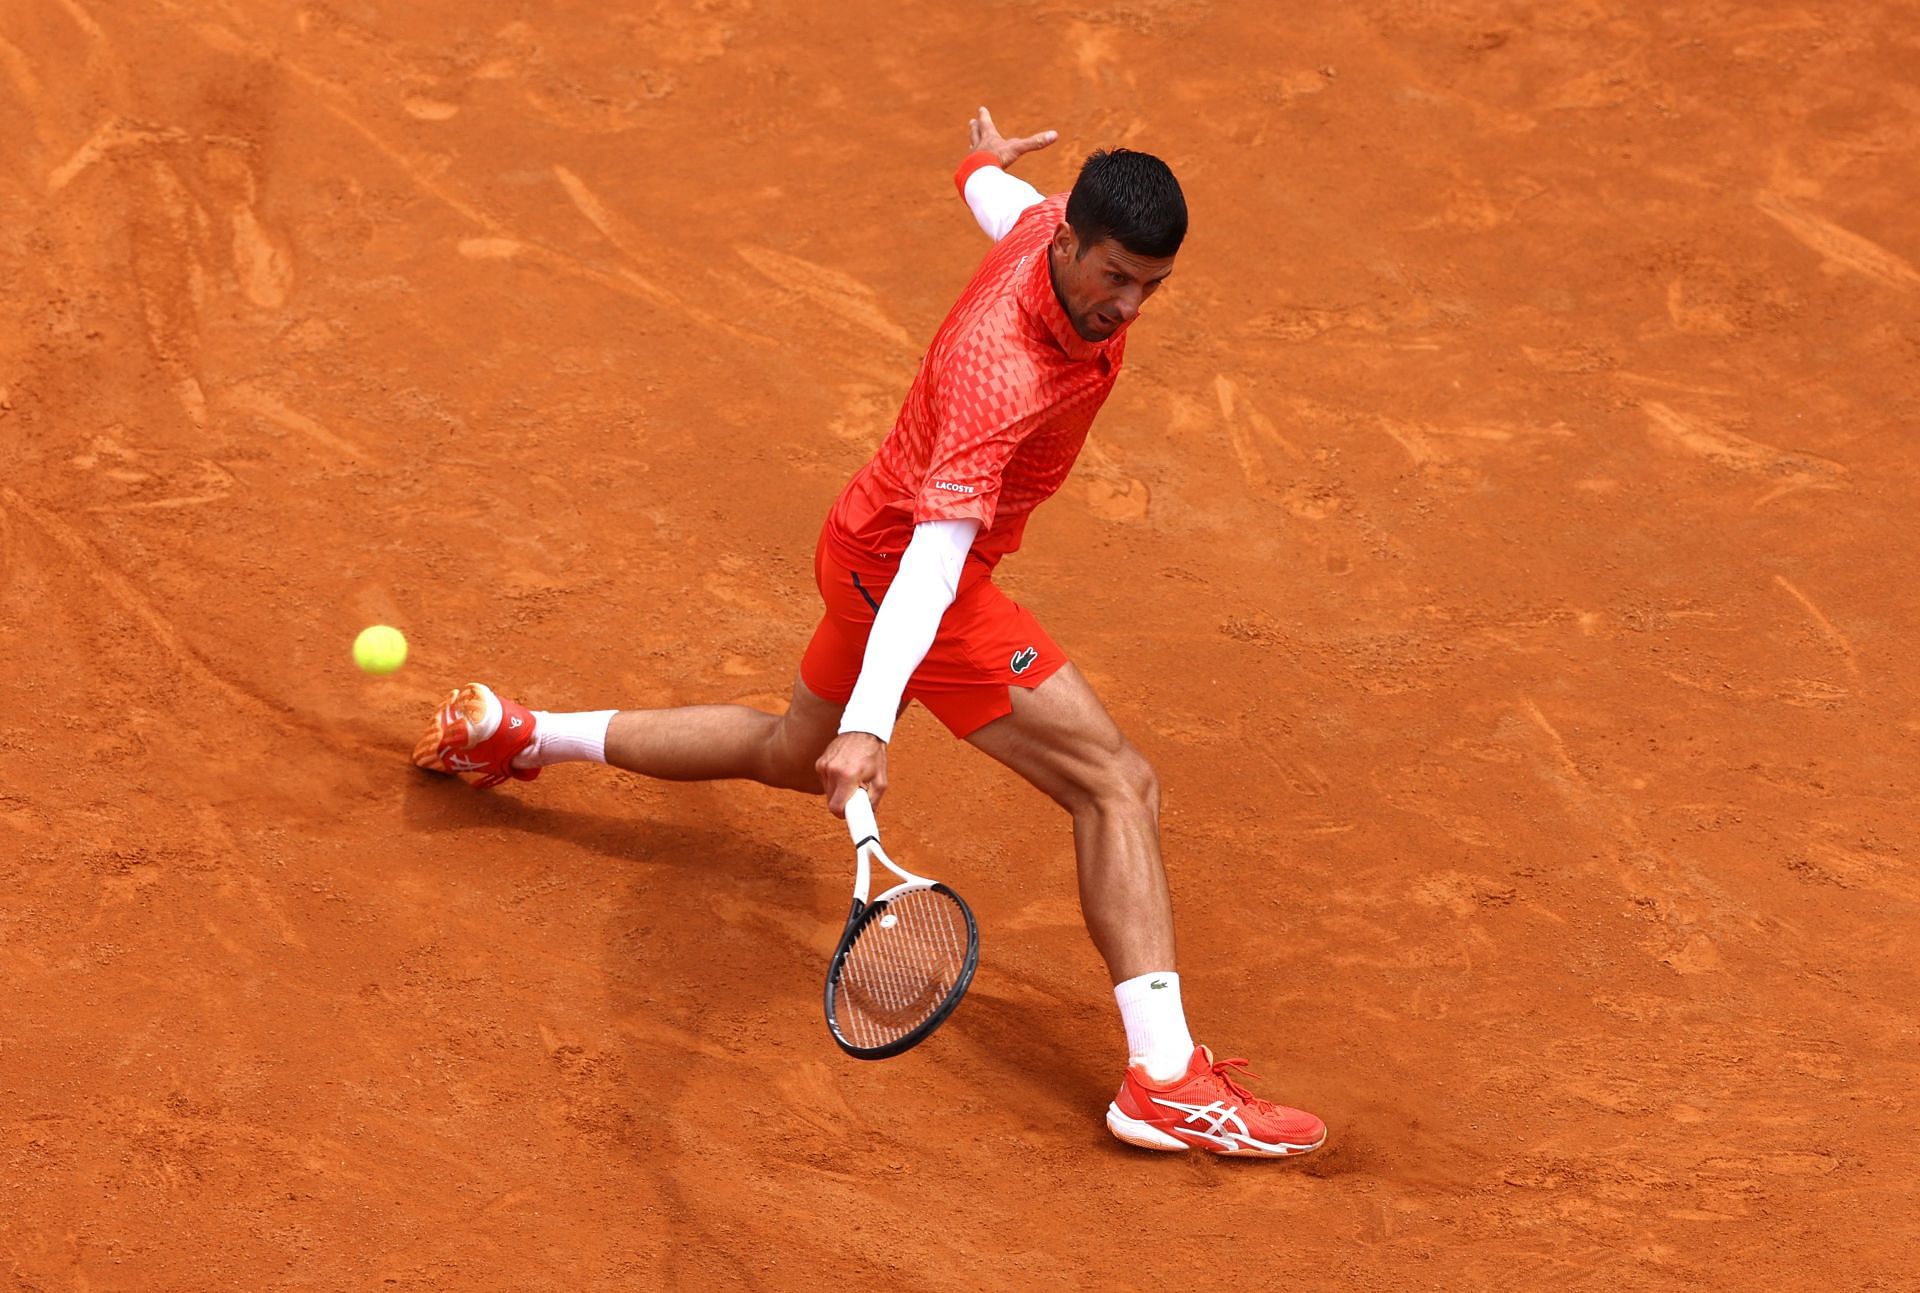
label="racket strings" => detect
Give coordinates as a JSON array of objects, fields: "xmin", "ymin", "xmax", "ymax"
[
  {"xmin": 844, "ymin": 894, "xmax": 949, "ymax": 1026},
  {"xmin": 835, "ymin": 887, "xmax": 969, "ymax": 1051}
]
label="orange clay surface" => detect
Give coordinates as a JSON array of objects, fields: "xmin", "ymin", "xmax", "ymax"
[{"xmin": 4, "ymin": 2, "xmax": 1918, "ymax": 1289}]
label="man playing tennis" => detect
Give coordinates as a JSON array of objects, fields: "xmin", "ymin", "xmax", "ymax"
[{"xmin": 415, "ymin": 107, "xmax": 1326, "ymax": 1157}]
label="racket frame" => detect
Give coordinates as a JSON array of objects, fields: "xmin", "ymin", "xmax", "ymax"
[{"xmin": 823, "ymin": 789, "xmax": 980, "ymax": 1060}]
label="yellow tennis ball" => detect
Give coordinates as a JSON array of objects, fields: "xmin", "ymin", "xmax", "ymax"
[{"xmin": 353, "ymin": 624, "xmax": 408, "ymax": 675}]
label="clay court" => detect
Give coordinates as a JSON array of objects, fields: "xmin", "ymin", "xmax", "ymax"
[{"xmin": 4, "ymin": 0, "xmax": 1918, "ymax": 1287}]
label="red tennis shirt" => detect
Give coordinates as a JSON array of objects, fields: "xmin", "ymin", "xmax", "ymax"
[{"xmin": 824, "ymin": 186, "xmax": 1128, "ymax": 570}]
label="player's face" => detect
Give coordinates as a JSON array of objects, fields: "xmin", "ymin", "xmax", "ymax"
[{"xmin": 1049, "ymin": 226, "xmax": 1176, "ymax": 343}]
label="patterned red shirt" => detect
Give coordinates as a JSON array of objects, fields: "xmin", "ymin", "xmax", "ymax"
[{"xmin": 825, "ymin": 189, "xmax": 1127, "ymax": 569}]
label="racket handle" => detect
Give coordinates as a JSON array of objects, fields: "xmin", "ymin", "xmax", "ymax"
[{"xmin": 845, "ymin": 787, "xmax": 880, "ymax": 848}]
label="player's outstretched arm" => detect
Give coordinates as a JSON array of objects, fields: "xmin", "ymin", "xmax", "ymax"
[
  {"xmin": 815, "ymin": 518, "xmax": 980, "ymax": 817},
  {"xmin": 957, "ymin": 106, "xmax": 1055, "ymax": 241}
]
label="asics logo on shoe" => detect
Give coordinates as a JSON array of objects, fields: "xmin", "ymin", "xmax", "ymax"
[
  {"xmin": 1151, "ymin": 1097, "xmax": 1252, "ymax": 1151},
  {"xmin": 446, "ymin": 753, "xmax": 490, "ymax": 773},
  {"xmin": 1148, "ymin": 1096, "xmax": 1317, "ymax": 1154},
  {"xmin": 1010, "ymin": 646, "xmax": 1038, "ymax": 674}
]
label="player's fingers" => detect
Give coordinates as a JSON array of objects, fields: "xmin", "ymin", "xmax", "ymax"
[
  {"xmin": 825, "ymin": 779, "xmax": 850, "ymax": 818},
  {"xmin": 1018, "ymin": 129, "xmax": 1059, "ymax": 153},
  {"xmin": 974, "ymin": 107, "xmax": 998, "ymax": 150},
  {"xmin": 816, "ymin": 756, "xmax": 845, "ymax": 816},
  {"xmin": 866, "ymin": 774, "xmax": 887, "ymax": 808}
]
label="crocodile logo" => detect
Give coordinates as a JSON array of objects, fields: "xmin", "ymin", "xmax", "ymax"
[{"xmin": 1010, "ymin": 646, "xmax": 1038, "ymax": 675}]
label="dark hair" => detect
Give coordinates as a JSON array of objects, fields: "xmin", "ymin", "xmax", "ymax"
[{"xmin": 1065, "ymin": 148, "xmax": 1187, "ymax": 259}]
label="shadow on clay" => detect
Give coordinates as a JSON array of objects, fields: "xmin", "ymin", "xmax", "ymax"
[
  {"xmin": 947, "ymin": 982, "xmax": 1115, "ymax": 1115},
  {"xmin": 398, "ymin": 768, "xmax": 807, "ymax": 877}
]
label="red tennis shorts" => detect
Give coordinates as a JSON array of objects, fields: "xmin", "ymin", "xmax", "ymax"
[{"xmin": 801, "ymin": 525, "xmax": 1066, "ymax": 739}]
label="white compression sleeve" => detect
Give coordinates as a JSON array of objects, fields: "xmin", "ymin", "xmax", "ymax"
[
  {"xmin": 963, "ymin": 165, "xmax": 1045, "ymax": 242},
  {"xmin": 838, "ymin": 518, "xmax": 980, "ymax": 743}
]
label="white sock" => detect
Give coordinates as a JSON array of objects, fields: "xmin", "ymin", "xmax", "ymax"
[
  {"xmin": 511, "ymin": 710, "xmax": 616, "ymax": 769},
  {"xmin": 1114, "ymin": 971, "xmax": 1197, "ymax": 1084}
]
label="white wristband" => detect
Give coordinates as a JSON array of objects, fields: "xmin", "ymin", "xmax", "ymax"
[{"xmin": 963, "ymin": 165, "xmax": 1044, "ymax": 242}]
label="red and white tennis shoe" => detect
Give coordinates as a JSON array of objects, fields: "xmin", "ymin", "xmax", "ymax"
[
  {"xmin": 1107, "ymin": 1046, "xmax": 1326, "ymax": 1157},
  {"xmin": 412, "ymin": 682, "xmax": 540, "ymax": 788}
]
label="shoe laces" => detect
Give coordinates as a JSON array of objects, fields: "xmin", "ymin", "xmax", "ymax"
[{"xmin": 1207, "ymin": 1055, "xmax": 1277, "ymax": 1111}]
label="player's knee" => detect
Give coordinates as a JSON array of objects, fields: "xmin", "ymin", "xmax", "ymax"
[
  {"xmin": 1117, "ymin": 746, "xmax": 1160, "ymax": 818},
  {"xmin": 759, "ymin": 728, "xmax": 827, "ymax": 793},
  {"xmin": 1078, "ymin": 744, "xmax": 1157, "ymax": 819},
  {"xmin": 767, "ymin": 744, "xmax": 826, "ymax": 793},
  {"xmin": 770, "ymin": 759, "xmax": 825, "ymax": 794}
]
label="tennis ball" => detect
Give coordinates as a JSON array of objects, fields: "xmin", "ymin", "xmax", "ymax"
[{"xmin": 352, "ymin": 624, "xmax": 408, "ymax": 675}]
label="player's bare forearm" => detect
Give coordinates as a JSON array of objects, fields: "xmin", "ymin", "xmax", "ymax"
[{"xmin": 966, "ymin": 106, "xmax": 1057, "ymax": 170}]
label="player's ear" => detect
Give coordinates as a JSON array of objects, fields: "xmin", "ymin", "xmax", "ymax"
[{"xmin": 1051, "ymin": 222, "xmax": 1077, "ymax": 259}]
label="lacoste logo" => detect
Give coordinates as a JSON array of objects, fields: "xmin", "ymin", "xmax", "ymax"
[
  {"xmin": 1010, "ymin": 646, "xmax": 1038, "ymax": 674},
  {"xmin": 1150, "ymin": 979, "xmax": 1167, "ymax": 989},
  {"xmin": 932, "ymin": 480, "xmax": 976, "ymax": 494}
]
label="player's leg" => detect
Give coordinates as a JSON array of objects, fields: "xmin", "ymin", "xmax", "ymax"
[
  {"xmin": 962, "ymin": 665, "xmax": 1191, "ymax": 1090},
  {"xmin": 597, "ymin": 674, "xmax": 841, "ymax": 790},
  {"xmin": 414, "ymin": 672, "xmax": 842, "ymax": 793},
  {"xmin": 962, "ymin": 662, "xmax": 1325, "ymax": 1156},
  {"xmin": 418, "ymin": 536, "xmax": 868, "ymax": 793},
  {"xmin": 962, "ymin": 662, "xmax": 1175, "ymax": 982}
]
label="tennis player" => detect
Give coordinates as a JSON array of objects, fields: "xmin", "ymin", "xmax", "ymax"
[{"xmin": 416, "ymin": 107, "xmax": 1326, "ymax": 1157}]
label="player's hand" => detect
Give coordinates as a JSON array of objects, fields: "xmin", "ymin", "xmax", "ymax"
[
  {"xmin": 968, "ymin": 106, "xmax": 1057, "ymax": 170},
  {"xmin": 816, "ymin": 731, "xmax": 889, "ymax": 818}
]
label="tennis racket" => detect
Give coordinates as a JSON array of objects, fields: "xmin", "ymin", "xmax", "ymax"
[{"xmin": 823, "ymin": 787, "xmax": 979, "ymax": 1060}]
